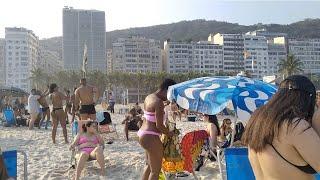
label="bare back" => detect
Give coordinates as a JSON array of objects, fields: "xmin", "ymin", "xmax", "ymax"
[
  {"xmin": 38, "ymin": 96, "xmax": 48, "ymax": 107},
  {"xmin": 50, "ymin": 92, "xmax": 65, "ymax": 108},
  {"xmin": 75, "ymin": 85, "xmax": 95, "ymax": 106},
  {"xmin": 249, "ymin": 120, "xmax": 320, "ymax": 180}
]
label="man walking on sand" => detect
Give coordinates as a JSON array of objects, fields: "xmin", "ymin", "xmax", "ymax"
[{"xmin": 74, "ymin": 78, "xmax": 98, "ymax": 132}]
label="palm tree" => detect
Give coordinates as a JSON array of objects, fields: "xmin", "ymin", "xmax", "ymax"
[
  {"xmin": 30, "ymin": 67, "xmax": 47, "ymax": 89},
  {"xmin": 278, "ymin": 54, "xmax": 304, "ymax": 78}
]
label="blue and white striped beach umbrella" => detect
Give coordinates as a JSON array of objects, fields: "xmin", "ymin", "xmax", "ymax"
[{"xmin": 167, "ymin": 76, "xmax": 277, "ymax": 122}]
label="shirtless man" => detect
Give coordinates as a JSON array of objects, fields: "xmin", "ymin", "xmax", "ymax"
[
  {"xmin": 49, "ymin": 83, "xmax": 69, "ymax": 144},
  {"xmin": 38, "ymin": 90, "xmax": 51, "ymax": 130},
  {"xmin": 74, "ymin": 78, "xmax": 98, "ymax": 132},
  {"xmin": 138, "ymin": 78, "xmax": 176, "ymax": 180}
]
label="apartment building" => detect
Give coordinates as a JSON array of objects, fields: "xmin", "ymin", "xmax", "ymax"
[
  {"xmin": 163, "ymin": 40, "xmax": 223, "ymax": 74},
  {"xmin": 5, "ymin": 27, "xmax": 39, "ymax": 91},
  {"xmin": 209, "ymin": 33, "xmax": 244, "ymax": 74},
  {"xmin": 289, "ymin": 38, "xmax": 320, "ymax": 74},
  {"xmin": 39, "ymin": 49, "xmax": 63, "ymax": 75},
  {"xmin": 0, "ymin": 39, "xmax": 5, "ymax": 86},
  {"xmin": 268, "ymin": 37, "xmax": 287, "ymax": 76},
  {"xmin": 110, "ymin": 37, "xmax": 162, "ymax": 73}
]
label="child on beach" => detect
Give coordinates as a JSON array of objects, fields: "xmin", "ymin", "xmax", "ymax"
[{"xmin": 70, "ymin": 121, "xmax": 105, "ymax": 180}]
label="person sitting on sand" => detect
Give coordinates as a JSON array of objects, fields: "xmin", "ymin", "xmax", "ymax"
[
  {"xmin": 219, "ymin": 118, "xmax": 232, "ymax": 142},
  {"xmin": 49, "ymin": 83, "xmax": 69, "ymax": 144},
  {"xmin": 138, "ymin": 79, "xmax": 176, "ymax": 180},
  {"xmin": 133, "ymin": 102, "xmax": 143, "ymax": 115},
  {"xmin": 70, "ymin": 121, "xmax": 105, "ymax": 180},
  {"xmin": 195, "ymin": 114, "xmax": 221, "ymax": 171},
  {"xmin": 122, "ymin": 108, "xmax": 143, "ymax": 141},
  {"xmin": 242, "ymin": 75, "xmax": 320, "ymax": 179}
]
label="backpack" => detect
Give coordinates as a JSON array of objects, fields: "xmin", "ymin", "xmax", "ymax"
[{"xmin": 234, "ymin": 122, "xmax": 245, "ymax": 142}]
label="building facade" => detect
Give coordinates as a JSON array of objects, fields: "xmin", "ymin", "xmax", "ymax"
[
  {"xmin": 289, "ymin": 39, "xmax": 320, "ymax": 74},
  {"xmin": 5, "ymin": 27, "xmax": 39, "ymax": 91},
  {"xmin": 209, "ymin": 33, "xmax": 244, "ymax": 74},
  {"xmin": 267, "ymin": 37, "xmax": 287, "ymax": 76},
  {"xmin": 243, "ymin": 35, "xmax": 269, "ymax": 78},
  {"xmin": 106, "ymin": 49, "xmax": 112, "ymax": 74},
  {"xmin": 39, "ymin": 49, "xmax": 63, "ymax": 75},
  {"xmin": 63, "ymin": 6, "xmax": 106, "ymax": 71},
  {"xmin": 163, "ymin": 40, "xmax": 223, "ymax": 74},
  {"xmin": 110, "ymin": 37, "xmax": 162, "ymax": 73},
  {"xmin": 0, "ymin": 39, "xmax": 5, "ymax": 86}
]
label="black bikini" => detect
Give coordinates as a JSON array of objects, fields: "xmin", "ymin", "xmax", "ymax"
[{"xmin": 270, "ymin": 144, "xmax": 317, "ymax": 174}]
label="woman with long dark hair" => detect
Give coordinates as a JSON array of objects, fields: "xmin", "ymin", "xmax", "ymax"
[{"xmin": 242, "ymin": 75, "xmax": 320, "ymax": 179}]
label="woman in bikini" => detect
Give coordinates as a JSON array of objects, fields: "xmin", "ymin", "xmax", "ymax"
[
  {"xmin": 219, "ymin": 118, "xmax": 232, "ymax": 142},
  {"xmin": 138, "ymin": 79, "xmax": 176, "ymax": 180},
  {"xmin": 49, "ymin": 83, "xmax": 69, "ymax": 144},
  {"xmin": 242, "ymin": 75, "xmax": 320, "ymax": 179},
  {"xmin": 70, "ymin": 121, "xmax": 105, "ymax": 180}
]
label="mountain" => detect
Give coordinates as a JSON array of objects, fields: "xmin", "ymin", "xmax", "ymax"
[{"xmin": 40, "ymin": 18, "xmax": 320, "ymax": 54}]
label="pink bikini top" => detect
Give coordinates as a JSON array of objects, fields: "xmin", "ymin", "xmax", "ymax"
[
  {"xmin": 144, "ymin": 111, "xmax": 167, "ymax": 123},
  {"xmin": 78, "ymin": 135, "xmax": 99, "ymax": 145}
]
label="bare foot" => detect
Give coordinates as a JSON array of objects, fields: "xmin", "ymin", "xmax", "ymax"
[
  {"xmin": 53, "ymin": 140, "xmax": 56, "ymax": 144},
  {"xmin": 100, "ymin": 168, "xmax": 106, "ymax": 176},
  {"xmin": 65, "ymin": 140, "xmax": 69, "ymax": 144}
]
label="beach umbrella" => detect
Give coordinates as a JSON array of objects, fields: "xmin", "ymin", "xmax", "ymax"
[{"xmin": 167, "ymin": 76, "xmax": 277, "ymax": 123}]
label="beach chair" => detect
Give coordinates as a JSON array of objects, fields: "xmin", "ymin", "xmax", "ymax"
[
  {"xmin": 2, "ymin": 108, "xmax": 16, "ymax": 126},
  {"xmin": 224, "ymin": 147, "xmax": 320, "ymax": 180},
  {"xmin": 96, "ymin": 111, "xmax": 118, "ymax": 139},
  {"xmin": 2, "ymin": 150, "xmax": 28, "ymax": 180}
]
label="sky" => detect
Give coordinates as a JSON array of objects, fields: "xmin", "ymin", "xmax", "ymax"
[{"xmin": 0, "ymin": 0, "xmax": 319, "ymax": 39}]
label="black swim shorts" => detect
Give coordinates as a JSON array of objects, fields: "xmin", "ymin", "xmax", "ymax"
[{"xmin": 79, "ymin": 104, "xmax": 96, "ymax": 115}]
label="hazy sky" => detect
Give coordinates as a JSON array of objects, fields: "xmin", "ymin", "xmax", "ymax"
[{"xmin": 0, "ymin": 0, "xmax": 319, "ymax": 39}]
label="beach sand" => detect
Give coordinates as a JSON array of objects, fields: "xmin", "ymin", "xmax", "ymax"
[{"xmin": 0, "ymin": 106, "xmax": 226, "ymax": 180}]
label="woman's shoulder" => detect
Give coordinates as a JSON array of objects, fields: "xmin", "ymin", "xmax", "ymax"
[{"xmin": 284, "ymin": 118, "xmax": 312, "ymax": 136}]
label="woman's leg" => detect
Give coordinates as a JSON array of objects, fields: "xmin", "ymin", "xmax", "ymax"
[
  {"xmin": 139, "ymin": 135, "xmax": 163, "ymax": 180},
  {"xmin": 75, "ymin": 153, "xmax": 89, "ymax": 180},
  {"xmin": 51, "ymin": 112, "xmax": 58, "ymax": 144},
  {"xmin": 58, "ymin": 110, "xmax": 68, "ymax": 143},
  {"xmin": 90, "ymin": 146, "xmax": 105, "ymax": 176},
  {"xmin": 141, "ymin": 152, "xmax": 151, "ymax": 180}
]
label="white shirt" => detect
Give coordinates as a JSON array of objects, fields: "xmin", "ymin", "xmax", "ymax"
[{"xmin": 28, "ymin": 94, "xmax": 41, "ymax": 113}]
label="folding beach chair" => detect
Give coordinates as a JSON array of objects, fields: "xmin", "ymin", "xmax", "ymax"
[
  {"xmin": 2, "ymin": 150, "xmax": 28, "ymax": 180},
  {"xmin": 224, "ymin": 147, "xmax": 320, "ymax": 180},
  {"xmin": 2, "ymin": 108, "xmax": 16, "ymax": 126}
]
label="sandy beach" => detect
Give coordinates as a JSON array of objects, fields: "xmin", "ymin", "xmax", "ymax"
[{"xmin": 0, "ymin": 106, "xmax": 225, "ymax": 180}]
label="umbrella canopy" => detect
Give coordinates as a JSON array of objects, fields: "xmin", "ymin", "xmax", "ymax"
[
  {"xmin": 0, "ymin": 86, "xmax": 29, "ymax": 97},
  {"xmin": 167, "ymin": 76, "xmax": 277, "ymax": 122}
]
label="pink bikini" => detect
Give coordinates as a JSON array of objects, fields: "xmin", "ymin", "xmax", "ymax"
[
  {"xmin": 137, "ymin": 111, "xmax": 161, "ymax": 137},
  {"xmin": 78, "ymin": 135, "xmax": 99, "ymax": 154}
]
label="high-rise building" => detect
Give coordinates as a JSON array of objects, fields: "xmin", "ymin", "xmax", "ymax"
[
  {"xmin": 243, "ymin": 35, "xmax": 269, "ymax": 78},
  {"xmin": 163, "ymin": 40, "xmax": 223, "ymax": 74},
  {"xmin": 5, "ymin": 27, "xmax": 39, "ymax": 91},
  {"xmin": 209, "ymin": 33, "xmax": 244, "ymax": 74},
  {"xmin": 289, "ymin": 38, "xmax": 320, "ymax": 74},
  {"xmin": 110, "ymin": 37, "xmax": 162, "ymax": 73},
  {"xmin": 63, "ymin": 6, "xmax": 106, "ymax": 71},
  {"xmin": 0, "ymin": 39, "xmax": 5, "ymax": 86},
  {"xmin": 106, "ymin": 49, "xmax": 112, "ymax": 74}
]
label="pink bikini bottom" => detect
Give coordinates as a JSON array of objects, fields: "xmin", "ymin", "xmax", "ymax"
[
  {"xmin": 137, "ymin": 129, "xmax": 161, "ymax": 137},
  {"xmin": 80, "ymin": 147, "xmax": 95, "ymax": 154}
]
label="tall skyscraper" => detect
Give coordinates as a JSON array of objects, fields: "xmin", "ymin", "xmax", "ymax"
[
  {"xmin": 63, "ymin": 6, "xmax": 106, "ymax": 71},
  {"xmin": 0, "ymin": 39, "xmax": 5, "ymax": 86},
  {"xmin": 5, "ymin": 27, "xmax": 39, "ymax": 91}
]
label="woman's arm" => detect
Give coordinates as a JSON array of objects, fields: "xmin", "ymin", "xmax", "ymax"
[
  {"xmin": 291, "ymin": 119, "xmax": 320, "ymax": 172},
  {"xmin": 312, "ymin": 108, "xmax": 320, "ymax": 136},
  {"xmin": 69, "ymin": 135, "xmax": 80, "ymax": 150},
  {"xmin": 155, "ymin": 101, "xmax": 171, "ymax": 136}
]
